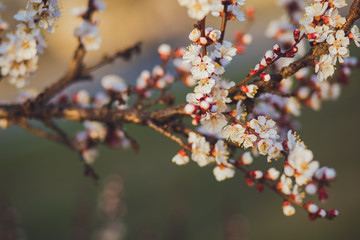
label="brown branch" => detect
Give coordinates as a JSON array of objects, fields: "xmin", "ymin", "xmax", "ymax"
[
  {"xmin": 229, "ymin": 35, "xmax": 305, "ymax": 94},
  {"xmin": 199, "ymin": 17, "xmax": 206, "ymax": 56},
  {"xmin": 82, "ymin": 42, "xmax": 141, "ymax": 74},
  {"xmin": 16, "ymin": 118, "xmax": 64, "ymax": 145},
  {"xmin": 147, "ymin": 120, "xmax": 190, "ymax": 150},
  {"xmin": 42, "ymin": 118, "xmax": 80, "ymax": 151},
  {"xmin": 342, "ymin": 0, "xmax": 360, "ymax": 33},
  {"xmin": 0, "ymin": 103, "xmax": 187, "ymax": 126},
  {"xmin": 219, "ymin": 3, "xmax": 229, "ymax": 44}
]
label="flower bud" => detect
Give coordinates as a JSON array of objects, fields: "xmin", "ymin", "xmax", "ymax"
[
  {"xmin": 325, "ymin": 167, "xmax": 336, "ymax": 180},
  {"xmin": 327, "ymin": 209, "xmax": 339, "ymax": 218},
  {"xmin": 305, "ymin": 202, "xmax": 319, "ymax": 214},
  {"xmin": 297, "ymin": 86, "xmax": 311, "ymax": 100},
  {"xmin": 273, "ymin": 44, "xmax": 281, "ymax": 55},
  {"xmin": 242, "ymin": 33, "xmax": 252, "ymax": 45},
  {"xmin": 200, "ymin": 100, "xmax": 210, "ymax": 111},
  {"xmin": 250, "ymin": 170, "xmax": 263, "ymax": 179},
  {"xmin": 305, "ymin": 182, "xmax": 317, "ymax": 195},
  {"xmin": 189, "ymin": 28, "xmax": 201, "ymax": 42},
  {"xmin": 184, "ymin": 103, "xmax": 196, "ymax": 115},
  {"xmin": 152, "ymin": 65, "xmax": 165, "ymax": 77},
  {"xmin": 317, "ymin": 208, "xmax": 327, "ymax": 218},
  {"xmin": 265, "ymin": 167, "xmax": 280, "ymax": 181},
  {"xmin": 259, "ymin": 58, "xmax": 267, "ymax": 68},
  {"xmin": 240, "ymin": 84, "xmax": 249, "ymax": 93},
  {"xmin": 260, "ymin": 72, "xmax": 271, "ymax": 81},
  {"xmin": 199, "ymin": 37, "xmax": 207, "ymax": 45},
  {"xmin": 282, "ymin": 202, "xmax": 295, "ymax": 216},
  {"xmin": 264, "ymin": 50, "xmax": 274, "ymax": 64},
  {"xmin": 238, "ymin": 152, "xmax": 253, "ymax": 165},
  {"xmin": 293, "ymin": 29, "xmax": 300, "ymax": 41},
  {"xmin": 192, "ymin": 116, "xmax": 200, "ymax": 125},
  {"xmin": 158, "ymin": 44, "xmax": 171, "ymax": 59}
]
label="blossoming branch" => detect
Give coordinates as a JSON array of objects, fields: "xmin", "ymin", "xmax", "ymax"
[{"xmin": 0, "ymin": 0, "xmax": 359, "ymax": 220}]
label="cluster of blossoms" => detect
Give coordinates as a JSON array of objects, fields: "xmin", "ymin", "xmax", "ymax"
[
  {"xmin": 0, "ymin": 0, "xmax": 61, "ymax": 88},
  {"xmin": 71, "ymin": 75, "xmax": 130, "ymax": 163},
  {"xmin": 178, "ymin": 0, "xmax": 246, "ymax": 21},
  {"xmin": 2, "ymin": 0, "xmax": 358, "ymax": 221},
  {"xmin": 300, "ymin": 0, "xmax": 359, "ymax": 81},
  {"xmin": 171, "ymin": 0, "xmax": 351, "ymax": 218},
  {"xmin": 72, "ymin": 0, "xmax": 105, "ymax": 51}
]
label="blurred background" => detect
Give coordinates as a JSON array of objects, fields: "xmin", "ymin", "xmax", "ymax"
[{"xmin": 0, "ymin": 0, "xmax": 360, "ymax": 239}]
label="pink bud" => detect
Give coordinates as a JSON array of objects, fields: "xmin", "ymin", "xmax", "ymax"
[
  {"xmin": 293, "ymin": 29, "xmax": 300, "ymax": 41},
  {"xmin": 264, "ymin": 50, "xmax": 274, "ymax": 64},
  {"xmin": 260, "ymin": 72, "xmax": 271, "ymax": 81},
  {"xmin": 273, "ymin": 44, "xmax": 281, "ymax": 55},
  {"xmin": 317, "ymin": 209, "xmax": 327, "ymax": 218},
  {"xmin": 259, "ymin": 58, "xmax": 267, "ymax": 68}
]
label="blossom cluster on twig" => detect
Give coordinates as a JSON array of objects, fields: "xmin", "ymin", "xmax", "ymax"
[{"xmin": 0, "ymin": 0, "xmax": 360, "ymax": 220}]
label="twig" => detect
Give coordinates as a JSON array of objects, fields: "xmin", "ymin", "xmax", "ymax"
[
  {"xmin": 16, "ymin": 118, "xmax": 63, "ymax": 144},
  {"xmin": 219, "ymin": 3, "xmax": 229, "ymax": 44},
  {"xmin": 147, "ymin": 120, "xmax": 190, "ymax": 150},
  {"xmin": 83, "ymin": 42, "xmax": 141, "ymax": 74}
]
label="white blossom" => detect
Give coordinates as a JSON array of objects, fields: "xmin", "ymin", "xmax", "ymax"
[
  {"xmin": 214, "ymin": 41, "xmax": 237, "ymax": 66},
  {"xmin": 351, "ymin": 25, "xmax": 360, "ymax": 47},
  {"xmin": 327, "ymin": 30, "xmax": 349, "ymax": 64},
  {"xmin": 172, "ymin": 150, "xmax": 190, "ymax": 165},
  {"xmin": 84, "ymin": 121, "xmax": 107, "ymax": 141},
  {"xmin": 74, "ymin": 21, "xmax": 102, "ymax": 51},
  {"xmin": 101, "ymin": 75, "xmax": 127, "ymax": 92},
  {"xmin": 213, "ymin": 165, "xmax": 235, "ymax": 181},
  {"xmin": 315, "ymin": 54, "xmax": 335, "ymax": 81},
  {"xmin": 249, "ymin": 116, "xmax": 279, "ymax": 139}
]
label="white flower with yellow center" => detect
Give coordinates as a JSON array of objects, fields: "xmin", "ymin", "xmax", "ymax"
[
  {"xmin": 315, "ymin": 54, "xmax": 335, "ymax": 81},
  {"xmin": 327, "ymin": 8, "xmax": 346, "ymax": 28},
  {"xmin": 188, "ymin": 132, "xmax": 213, "ymax": 167},
  {"xmin": 329, "ymin": 0, "xmax": 347, "ymax": 9},
  {"xmin": 249, "ymin": 116, "xmax": 279, "ymax": 139},
  {"xmin": 257, "ymin": 139, "xmax": 274, "ymax": 155},
  {"xmin": 236, "ymin": 132, "xmax": 257, "ymax": 148},
  {"xmin": 189, "ymin": 28, "xmax": 201, "ymax": 42},
  {"xmin": 201, "ymin": 112, "xmax": 228, "ymax": 133},
  {"xmin": 246, "ymin": 84, "xmax": 258, "ymax": 98},
  {"xmin": 327, "ymin": 30, "xmax": 349, "ymax": 63},
  {"xmin": 305, "ymin": 2, "xmax": 328, "ymax": 20},
  {"xmin": 305, "ymin": 25, "xmax": 334, "ymax": 43},
  {"xmin": 267, "ymin": 142, "xmax": 283, "ymax": 162},
  {"xmin": 287, "ymin": 142, "xmax": 319, "ymax": 186},
  {"xmin": 194, "ymin": 77, "xmax": 216, "ymax": 94},
  {"xmin": 222, "ymin": 124, "xmax": 246, "ymax": 142},
  {"xmin": 214, "ymin": 40, "xmax": 237, "ymax": 66},
  {"xmin": 191, "ymin": 55, "xmax": 215, "ymax": 79},
  {"xmin": 183, "ymin": 44, "xmax": 201, "ymax": 64}
]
